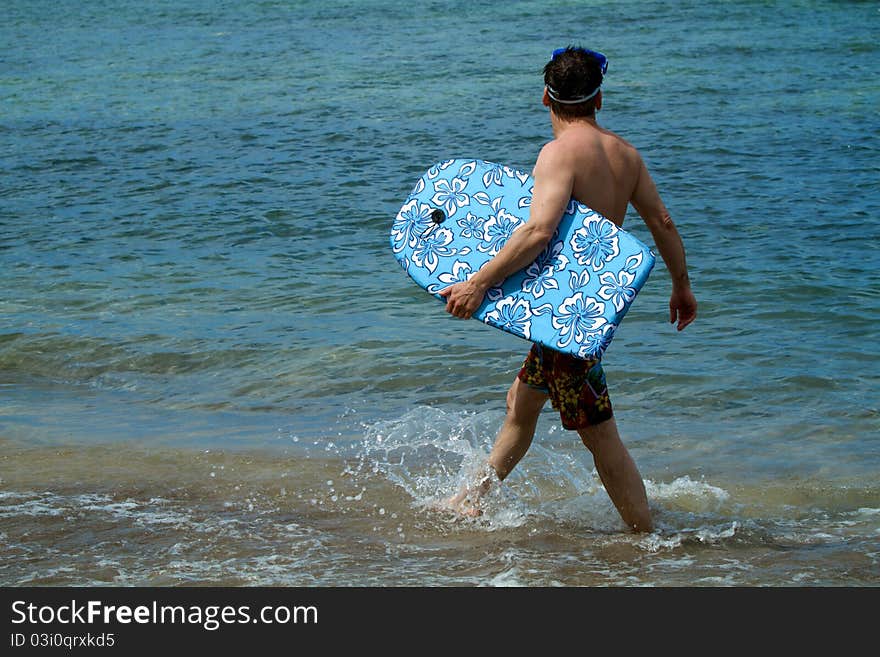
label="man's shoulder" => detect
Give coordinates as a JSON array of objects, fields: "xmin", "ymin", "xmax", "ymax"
[
  {"xmin": 598, "ymin": 126, "xmax": 641, "ymax": 160},
  {"xmin": 547, "ymin": 125, "xmax": 644, "ymax": 171},
  {"xmin": 535, "ymin": 138, "xmax": 577, "ymax": 171}
]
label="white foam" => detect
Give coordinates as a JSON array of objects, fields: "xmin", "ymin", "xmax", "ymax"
[
  {"xmin": 487, "ymin": 567, "xmax": 526, "ymax": 587},
  {"xmin": 0, "ymin": 492, "xmax": 66, "ymax": 518},
  {"xmin": 637, "ymin": 521, "xmax": 740, "ymax": 553},
  {"xmin": 638, "ymin": 533, "xmax": 685, "ymax": 552},
  {"xmin": 0, "ymin": 491, "xmax": 35, "ymax": 501},
  {"xmin": 647, "ymin": 474, "xmax": 729, "ymax": 501},
  {"xmin": 694, "ymin": 574, "xmax": 739, "ymax": 585}
]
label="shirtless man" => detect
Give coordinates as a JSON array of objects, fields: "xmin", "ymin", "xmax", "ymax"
[{"xmin": 440, "ymin": 47, "xmax": 697, "ymax": 532}]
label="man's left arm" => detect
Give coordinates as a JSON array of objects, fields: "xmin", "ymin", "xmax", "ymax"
[{"xmin": 440, "ymin": 143, "xmax": 573, "ymax": 319}]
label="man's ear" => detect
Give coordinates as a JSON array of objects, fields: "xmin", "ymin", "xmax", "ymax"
[
  {"xmin": 542, "ymin": 86, "xmax": 551, "ymax": 107},
  {"xmin": 595, "ymin": 90, "xmax": 602, "ymax": 112}
]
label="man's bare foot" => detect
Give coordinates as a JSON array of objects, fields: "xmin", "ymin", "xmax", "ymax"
[
  {"xmin": 442, "ymin": 467, "xmax": 496, "ymax": 518},
  {"xmin": 445, "ymin": 489, "xmax": 483, "ymax": 518}
]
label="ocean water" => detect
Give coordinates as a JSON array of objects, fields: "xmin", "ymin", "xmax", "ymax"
[{"xmin": 1, "ymin": 0, "xmax": 878, "ymax": 586}]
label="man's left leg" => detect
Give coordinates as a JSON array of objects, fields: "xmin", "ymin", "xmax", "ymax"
[{"xmin": 578, "ymin": 417, "xmax": 653, "ymax": 533}]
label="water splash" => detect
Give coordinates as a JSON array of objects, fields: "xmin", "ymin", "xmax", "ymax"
[
  {"xmin": 346, "ymin": 406, "xmax": 531, "ymax": 529},
  {"xmin": 347, "ymin": 407, "xmax": 745, "ymax": 538}
]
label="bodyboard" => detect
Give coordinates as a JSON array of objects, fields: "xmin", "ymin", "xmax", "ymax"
[{"xmin": 390, "ymin": 158, "xmax": 655, "ymax": 359}]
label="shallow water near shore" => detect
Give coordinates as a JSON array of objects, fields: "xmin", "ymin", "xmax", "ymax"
[{"xmin": 1, "ymin": 0, "xmax": 878, "ymax": 586}]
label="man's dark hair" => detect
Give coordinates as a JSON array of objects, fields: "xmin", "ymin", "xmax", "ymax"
[{"xmin": 543, "ymin": 47, "xmax": 605, "ymax": 120}]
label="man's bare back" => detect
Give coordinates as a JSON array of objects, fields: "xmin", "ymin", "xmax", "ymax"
[{"xmin": 553, "ymin": 124, "xmax": 641, "ymax": 225}]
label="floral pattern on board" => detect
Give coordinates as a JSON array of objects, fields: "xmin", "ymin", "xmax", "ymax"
[{"xmin": 391, "ymin": 159, "xmax": 655, "ymax": 359}]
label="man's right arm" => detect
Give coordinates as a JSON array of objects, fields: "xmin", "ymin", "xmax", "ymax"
[{"xmin": 630, "ymin": 155, "xmax": 697, "ymax": 331}]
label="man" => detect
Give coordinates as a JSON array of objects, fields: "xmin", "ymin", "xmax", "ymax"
[{"xmin": 439, "ymin": 47, "xmax": 697, "ymax": 532}]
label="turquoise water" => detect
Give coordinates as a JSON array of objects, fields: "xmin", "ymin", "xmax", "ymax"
[{"xmin": 1, "ymin": 0, "xmax": 878, "ymax": 586}]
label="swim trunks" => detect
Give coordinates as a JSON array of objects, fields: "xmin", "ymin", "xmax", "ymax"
[{"xmin": 517, "ymin": 343, "xmax": 613, "ymax": 430}]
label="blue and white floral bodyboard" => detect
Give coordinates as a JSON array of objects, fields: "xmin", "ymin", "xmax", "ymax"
[{"xmin": 391, "ymin": 159, "xmax": 656, "ymax": 360}]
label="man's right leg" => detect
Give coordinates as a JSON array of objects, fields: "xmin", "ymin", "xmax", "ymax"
[{"xmin": 447, "ymin": 377, "xmax": 548, "ymax": 513}]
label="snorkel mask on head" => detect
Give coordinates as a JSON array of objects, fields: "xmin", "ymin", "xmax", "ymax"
[{"xmin": 546, "ymin": 47, "xmax": 608, "ymax": 104}]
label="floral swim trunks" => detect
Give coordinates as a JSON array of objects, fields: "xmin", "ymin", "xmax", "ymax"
[{"xmin": 517, "ymin": 343, "xmax": 613, "ymax": 430}]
